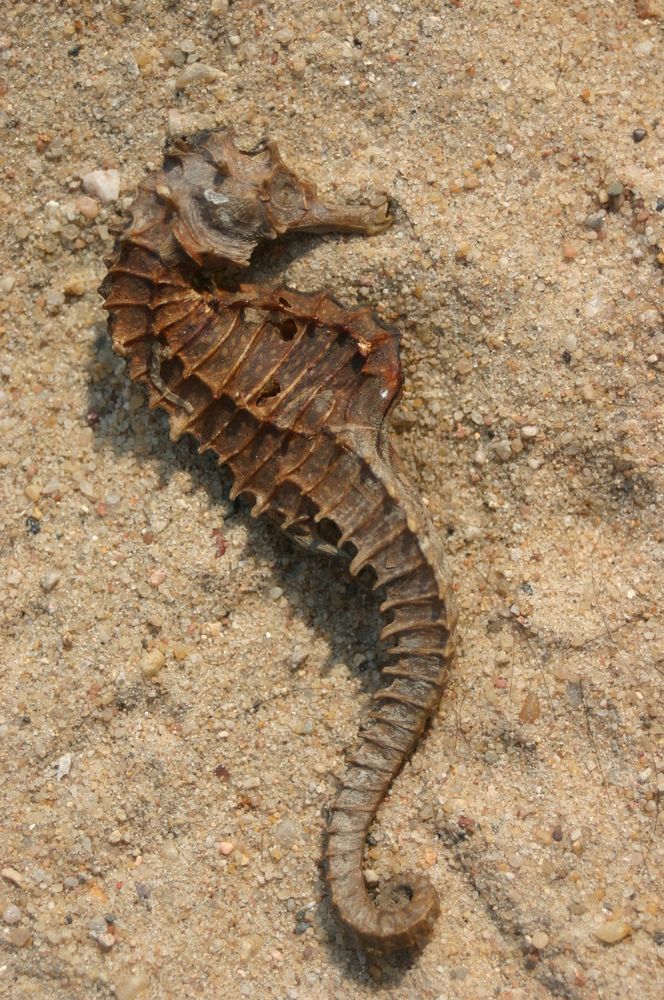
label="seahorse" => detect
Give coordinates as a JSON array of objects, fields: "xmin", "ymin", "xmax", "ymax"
[{"xmin": 100, "ymin": 129, "xmax": 457, "ymax": 954}]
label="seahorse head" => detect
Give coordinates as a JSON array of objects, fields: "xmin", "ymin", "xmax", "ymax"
[{"xmin": 129, "ymin": 129, "xmax": 391, "ymax": 269}]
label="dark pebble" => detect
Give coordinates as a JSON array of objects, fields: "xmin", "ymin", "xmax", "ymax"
[
  {"xmin": 25, "ymin": 515, "xmax": 41, "ymax": 535},
  {"xmin": 632, "ymin": 128, "xmax": 647, "ymax": 143}
]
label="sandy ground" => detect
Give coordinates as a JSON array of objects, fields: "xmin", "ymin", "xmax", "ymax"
[{"xmin": 1, "ymin": 2, "xmax": 663, "ymax": 998}]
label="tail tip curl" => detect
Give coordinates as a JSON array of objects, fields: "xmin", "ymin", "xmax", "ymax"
[{"xmin": 331, "ymin": 871, "xmax": 440, "ymax": 955}]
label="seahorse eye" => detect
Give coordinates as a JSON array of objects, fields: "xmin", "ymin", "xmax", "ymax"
[{"xmin": 269, "ymin": 171, "xmax": 306, "ymax": 222}]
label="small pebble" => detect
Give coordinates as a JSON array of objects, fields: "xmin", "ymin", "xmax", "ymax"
[
  {"xmin": 5, "ymin": 927, "xmax": 31, "ymax": 948},
  {"xmin": 45, "ymin": 290, "xmax": 65, "ymax": 314},
  {"xmin": 202, "ymin": 621, "xmax": 222, "ymax": 637},
  {"xmin": 532, "ymin": 930, "xmax": 549, "ymax": 950},
  {"xmin": 2, "ymin": 867, "xmax": 24, "ymax": 887},
  {"xmin": 518, "ymin": 691, "xmax": 541, "ymax": 723},
  {"xmin": 585, "ymin": 212, "xmax": 605, "ymax": 232},
  {"xmin": 82, "ymin": 169, "xmax": 121, "ymax": 203},
  {"xmin": 632, "ymin": 127, "xmax": 648, "ymax": 143},
  {"xmin": 64, "ymin": 274, "xmax": 87, "ymax": 297},
  {"xmin": 40, "ymin": 570, "xmax": 61, "ymax": 593},
  {"xmin": 75, "ymin": 195, "xmax": 100, "ymax": 219},
  {"xmin": 141, "ymin": 649, "xmax": 165, "ymax": 677},
  {"xmin": 108, "ymin": 829, "xmax": 124, "ymax": 845},
  {"xmin": 238, "ymin": 933, "xmax": 262, "ymax": 961},
  {"xmin": 635, "ymin": 0, "xmax": 663, "ymax": 19},
  {"xmin": 219, "ymin": 841, "xmax": 234, "ymax": 855},
  {"xmin": 520, "ymin": 425, "xmax": 539, "ymax": 439},
  {"xmin": 274, "ymin": 27, "xmax": 294, "ymax": 46},
  {"xmin": 175, "ymin": 63, "xmax": 220, "ymax": 90},
  {"xmin": 3, "ymin": 904, "xmax": 21, "ymax": 925},
  {"xmin": 594, "ymin": 921, "xmax": 632, "ymax": 944},
  {"xmin": 289, "ymin": 54, "xmax": 306, "ymax": 78},
  {"xmin": 494, "ymin": 440, "xmax": 512, "ymax": 462},
  {"xmin": 55, "ymin": 752, "xmax": 72, "ymax": 780},
  {"xmin": 89, "ymin": 917, "xmax": 115, "ymax": 950},
  {"xmin": 291, "ymin": 717, "xmax": 314, "ymax": 735}
]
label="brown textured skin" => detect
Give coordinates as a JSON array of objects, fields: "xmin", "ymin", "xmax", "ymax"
[{"xmin": 100, "ymin": 129, "xmax": 457, "ymax": 955}]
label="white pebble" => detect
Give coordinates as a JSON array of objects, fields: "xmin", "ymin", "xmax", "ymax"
[
  {"xmin": 41, "ymin": 569, "xmax": 61, "ymax": 592},
  {"xmin": 82, "ymin": 169, "xmax": 121, "ymax": 204},
  {"xmin": 55, "ymin": 752, "xmax": 72, "ymax": 780},
  {"xmin": 3, "ymin": 904, "xmax": 21, "ymax": 924}
]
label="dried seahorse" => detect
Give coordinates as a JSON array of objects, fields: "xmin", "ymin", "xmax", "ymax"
[{"xmin": 100, "ymin": 129, "xmax": 457, "ymax": 954}]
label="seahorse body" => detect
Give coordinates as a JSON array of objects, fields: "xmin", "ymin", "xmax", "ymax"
[{"xmin": 100, "ymin": 129, "xmax": 457, "ymax": 954}]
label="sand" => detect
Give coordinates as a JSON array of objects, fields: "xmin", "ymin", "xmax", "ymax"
[{"xmin": 0, "ymin": 2, "xmax": 662, "ymax": 998}]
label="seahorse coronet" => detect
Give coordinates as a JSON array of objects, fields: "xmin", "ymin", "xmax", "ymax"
[{"xmin": 100, "ymin": 126, "xmax": 456, "ymax": 955}]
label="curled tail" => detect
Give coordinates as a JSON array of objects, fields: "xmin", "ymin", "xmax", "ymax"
[
  {"xmin": 327, "ymin": 695, "xmax": 443, "ymax": 952},
  {"xmin": 324, "ymin": 454, "xmax": 456, "ymax": 952}
]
